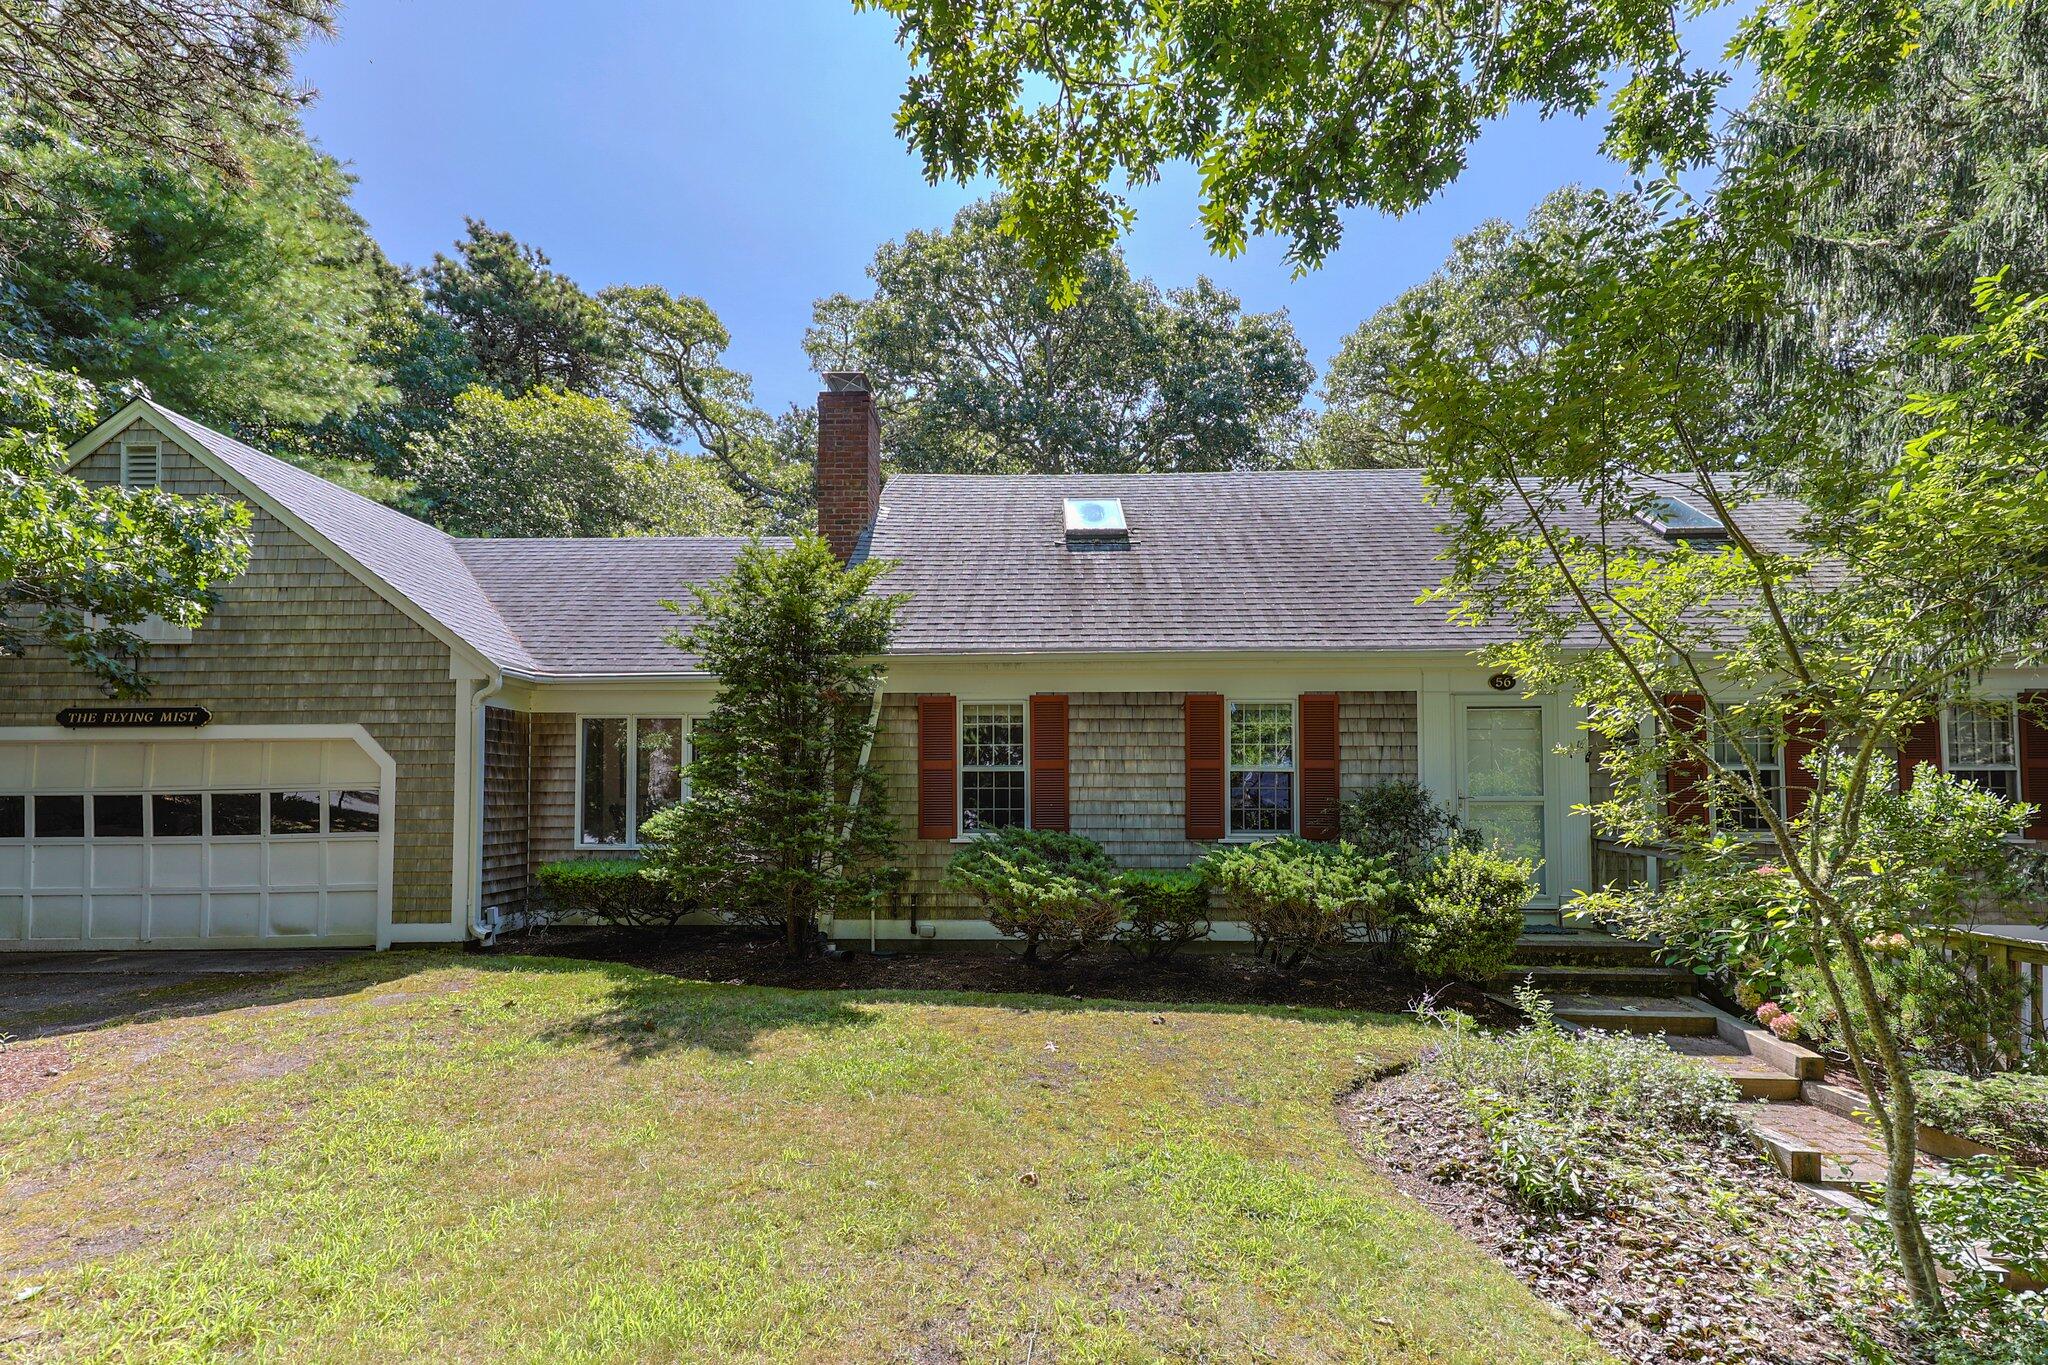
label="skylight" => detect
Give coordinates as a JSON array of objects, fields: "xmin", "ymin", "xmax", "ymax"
[
  {"xmin": 1635, "ymin": 495, "xmax": 1726, "ymax": 542},
  {"xmin": 1063, "ymin": 497, "xmax": 1128, "ymax": 539}
]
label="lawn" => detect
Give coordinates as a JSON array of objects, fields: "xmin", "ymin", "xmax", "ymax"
[{"xmin": 0, "ymin": 952, "xmax": 1603, "ymax": 1363}]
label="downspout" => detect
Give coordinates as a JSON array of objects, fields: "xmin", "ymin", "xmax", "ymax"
[
  {"xmin": 468, "ymin": 669, "xmax": 506, "ymax": 943},
  {"xmin": 835, "ymin": 684, "xmax": 888, "ymax": 952}
]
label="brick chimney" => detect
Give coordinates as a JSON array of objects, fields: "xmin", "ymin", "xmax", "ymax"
[{"xmin": 816, "ymin": 371, "xmax": 881, "ymax": 561}]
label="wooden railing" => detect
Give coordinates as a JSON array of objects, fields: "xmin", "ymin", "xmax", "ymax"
[{"xmin": 1951, "ymin": 925, "xmax": 2048, "ymax": 1058}]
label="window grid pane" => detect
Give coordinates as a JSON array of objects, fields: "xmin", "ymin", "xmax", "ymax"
[
  {"xmin": 1228, "ymin": 702, "xmax": 1295, "ymax": 835},
  {"xmin": 962, "ymin": 703, "xmax": 1027, "ymax": 831},
  {"xmin": 1713, "ymin": 729, "xmax": 1782, "ymax": 832},
  {"xmin": 1949, "ymin": 704, "xmax": 2016, "ymax": 769},
  {"xmin": 1229, "ymin": 703, "xmax": 1294, "ymax": 770}
]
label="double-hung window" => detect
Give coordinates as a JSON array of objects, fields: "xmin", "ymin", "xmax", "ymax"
[
  {"xmin": 1946, "ymin": 701, "xmax": 2019, "ymax": 801},
  {"xmin": 961, "ymin": 702, "xmax": 1027, "ymax": 832},
  {"xmin": 580, "ymin": 716, "xmax": 693, "ymax": 846},
  {"xmin": 1711, "ymin": 729, "xmax": 1783, "ymax": 832},
  {"xmin": 1228, "ymin": 701, "xmax": 1295, "ymax": 836}
]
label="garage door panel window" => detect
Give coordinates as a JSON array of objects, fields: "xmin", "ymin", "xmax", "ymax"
[
  {"xmin": 270, "ymin": 790, "xmax": 322, "ymax": 835},
  {"xmin": 0, "ymin": 794, "xmax": 21, "ymax": 839},
  {"xmin": 328, "ymin": 790, "xmax": 380, "ymax": 834},
  {"xmin": 35, "ymin": 795, "xmax": 84, "ymax": 838},
  {"xmin": 152, "ymin": 793, "xmax": 203, "ymax": 837},
  {"xmin": 94, "ymin": 793, "xmax": 145, "ymax": 838},
  {"xmin": 211, "ymin": 792, "xmax": 262, "ymax": 836}
]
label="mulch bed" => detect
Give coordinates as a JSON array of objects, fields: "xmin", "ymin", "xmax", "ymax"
[
  {"xmin": 483, "ymin": 925, "xmax": 1521, "ymax": 1022},
  {"xmin": 1345, "ymin": 1070, "xmax": 1910, "ymax": 1364}
]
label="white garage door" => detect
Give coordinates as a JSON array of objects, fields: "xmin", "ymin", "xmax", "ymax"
[{"xmin": 0, "ymin": 736, "xmax": 389, "ymax": 948}]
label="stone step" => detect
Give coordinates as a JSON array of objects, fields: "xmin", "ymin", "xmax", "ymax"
[
  {"xmin": 1499, "ymin": 963, "xmax": 1697, "ymax": 997},
  {"xmin": 1745, "ymin": 1101, "xmax": 1894, "ymax": 1187},
  {"xmin": 1545, "ymin": 993, "xmax": 1721, "ymax": 1036},
  {"xmin": 1508, "ymin": 934, "xmax": 1663, "ymax": 968}
]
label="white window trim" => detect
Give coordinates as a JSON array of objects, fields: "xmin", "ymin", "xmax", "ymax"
[
  {"xmin": 1225, "ymin": 698, "xmax": 1297, "ymax": 840},
  {"xmin": 956, "ymin": 700, "xmax": 1029, "ymax": 840},
  {"xmin": 574, "ymin": 714, "xmax": 695, "ymax": 849},
  {"xmin": 1942, "ymin": 699, "xmax": 2021, "ymax": 800}
]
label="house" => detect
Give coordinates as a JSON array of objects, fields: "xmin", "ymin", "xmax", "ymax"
[{"xmin": 4, "ymin": 379, "xmax": 2046, "ymax": 950}]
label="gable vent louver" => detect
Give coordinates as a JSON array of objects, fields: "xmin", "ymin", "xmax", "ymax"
[
  {"xmin": 120, "ymin": 446, "xmax": 161, "ymax": 488},
  {"xmin": 1063, "ymin": 497, "xmax": 1128, "ymax": 548}
]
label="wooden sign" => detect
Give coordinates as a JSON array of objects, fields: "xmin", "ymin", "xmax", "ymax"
[{"xmin": 56, "ymin": 705, "xmax": 211, "ymax": 729}]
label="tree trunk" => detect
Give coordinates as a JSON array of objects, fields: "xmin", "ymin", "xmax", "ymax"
[{"xmin": 1813, "ymin": 926, "xmax": 1946, "ymax": 1312}]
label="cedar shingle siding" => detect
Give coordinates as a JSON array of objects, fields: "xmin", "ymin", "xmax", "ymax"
[
  {"xmin": 0, "ymin": 420, "xmax": 458, "ymax": 925},
  {"xmin": 875, "ymin": 689, "xmax": 1420, "ymax": 918},
  {"xmin": 481, "ymin": 706, "xmax": 531, "ymax": 917}
]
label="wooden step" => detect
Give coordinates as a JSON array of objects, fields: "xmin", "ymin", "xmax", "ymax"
[
  {"xmin": 1745, "ymin": 1101, "xmax": 1893, "ymax": 1187},
  {"xmin": 1499, "ymin": 963, "xmax": 1697, "ymax": 996},
  {"xmin": 1545, "ymin": 993, "xmax": 1720, "ymax": 1036},
  {"xmin": 1508, "ymin": 934, "xmax": 1663, "ymax": 968},
  {"xmin": 1801, "ymin": 1081, "xmax": 2001, "ymax": 1162},
  {"xmin": 1696, "ymin": 1054, "xmax": 1804, "ymax": 1101}
]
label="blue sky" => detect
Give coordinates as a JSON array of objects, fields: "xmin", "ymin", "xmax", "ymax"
[{"xmin": 298, "ymin": 1, "xmax": 1746, "ymax": 416}]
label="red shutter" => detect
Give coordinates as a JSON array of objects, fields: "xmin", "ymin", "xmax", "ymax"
[
  {"xmin": 1783, "ymin": 713, "xmax": 1825, "ymax": 818},
  {"xmin": 1298, "ymin": 693, "xmax": 1341, "ymax": 840},
  {"xmin": 1899, "ymin": 714, "xmax": 1943, "ymax": 791},
  {"xmin": 1662, "ymin": 693, "xmax": 1710, "ymax": 828},
  {"xmin": 1185, "ymin": 694, "xmax": 1225, "ymax": 841},
  {"xmin": 2019, "ymin": 692, "xmax": 2048, "ymax": 840},
  {"xmin": 916, "ymin": 695, "xmax": 957, "ymax": 840},
  {"xmin": 1029, "ymin": 694, "xmax": 1070, "ymax": 832}
]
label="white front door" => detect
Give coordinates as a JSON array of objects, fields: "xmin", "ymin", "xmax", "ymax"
[
  {"xmin": 0, "ymin": 735, "xmax": 390, "ymax": 948},
  {"xmin": 1458, "ymin": 702, "xmax": 1550, "ymax": 904}
]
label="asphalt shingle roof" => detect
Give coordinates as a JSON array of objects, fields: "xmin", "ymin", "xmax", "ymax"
[
  {"xmin": 145, "ymin": 403, "xmax": 763, "ymax": 678},
  {"xmin": 866, "ymin": 471, "xmax": 1488, "ymax": 654},
  {"xmin": 456, "ymin": 538, "xmax": 788, "ymax": 674}
]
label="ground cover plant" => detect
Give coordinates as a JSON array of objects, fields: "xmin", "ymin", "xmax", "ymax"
[
  {"xmin": 1913, "ymin": 1070, "xmax": 2048, "ymax": 1165},
  {"xmin": 0, "ymin": 951, "xmax": 1602, "ymax": 1363},
  {"xmin": 1351, "ymin": 991, "xmax": 1909, "ymax": 1363}
]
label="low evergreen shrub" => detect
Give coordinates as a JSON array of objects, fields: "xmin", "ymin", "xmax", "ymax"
[
  {"xmin": 533, "ymin": 857, "xmax": 689, "ymax": 929},
  {"xmin": 1406, "ymin": 844, "xmax": 1536, "ymax": 982},
  {"xmin": 946, "ymin": 828, "xmax": 1122, "ymax": 965},
  {"xmin": 1114, "ymin": 867, "xmax": 1211, "ymax": 961},
  {"xmin": 1197, "ymin": 837, "xmax": 1397, "ymax": 973}
]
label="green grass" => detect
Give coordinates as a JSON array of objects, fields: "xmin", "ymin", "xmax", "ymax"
[{"xmin": 0, "ymin": 952, "xmax": 1604, "ymax": 1363}]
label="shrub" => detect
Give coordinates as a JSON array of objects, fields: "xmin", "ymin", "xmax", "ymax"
[
  {"xmin": 1115, "ymin": 867, "xmax": 1211, "ymax": 961},
  {"xmin": 534, "ymin": 857, "xmax": 689, "ymax": 929},
  {"xmin": 1405, "ymin": 844, "xmax": 1535, "ymax": 981},
  {"xmin": 1198, "ymin": 838, "xmax": 1397, "ymax": 973},
  {"xmin": 1338, "ymin": 779, "xmax": 1474, "ymax": 916},
  {"xmin": 946, "ymin": 828, "xmax": 1122, "ymax": 965},
  {"xmin": 1914, "ymin": 1070, "xmax": 2048, "ymax": 1164},
  {"xmin": 1785, "ymin": 943, "xmax": 2030, "ymax": 1075}
]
